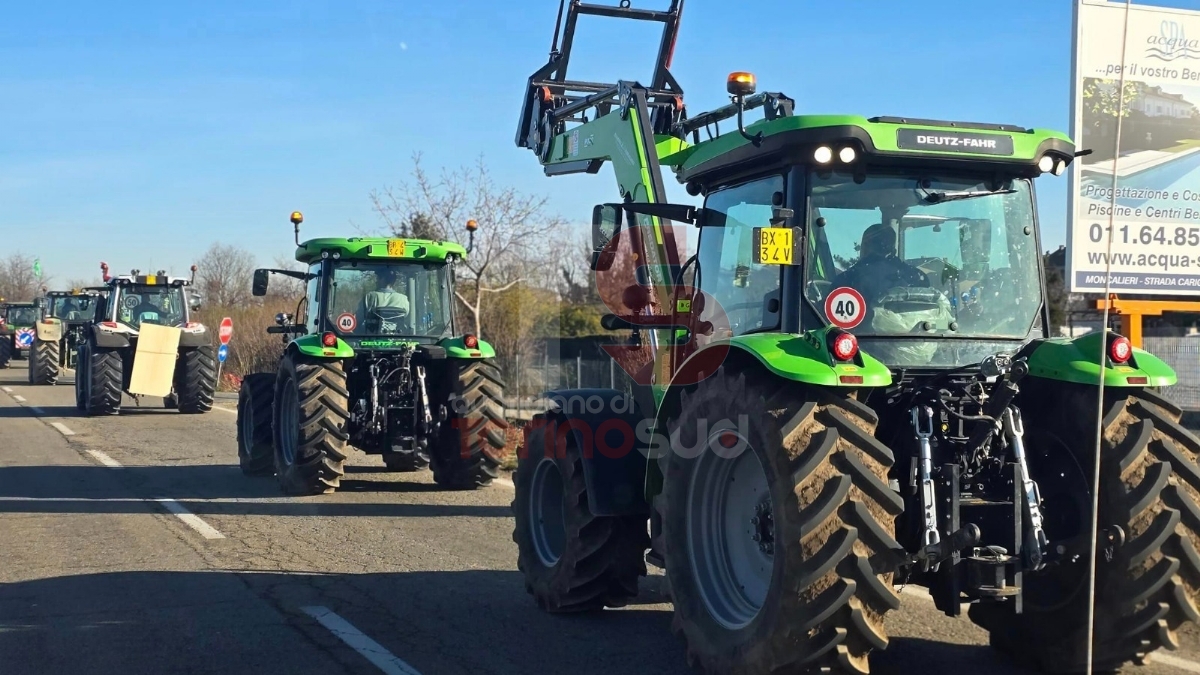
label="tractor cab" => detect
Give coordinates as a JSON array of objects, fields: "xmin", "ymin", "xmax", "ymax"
[
  {"xmin": 99, "ymin": 272, "xmax": 200, "ymax": 334},
  {"xmin": 45, "ymin": 290, "xmax": 101, "ymax": 323},
  {"xmin": 1, "ymin": 302, "xmax": 40, "ymax": 330}
]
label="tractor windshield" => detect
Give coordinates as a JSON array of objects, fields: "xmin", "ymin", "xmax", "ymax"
[
  {"xmin": 327, "ymin": 261, "xmax": 453, "ymax": 338},
  {"xmin": 115, "ymin": 285, "xmax": 186, "ymax": 330},
  {"xmin": 4, "ymin": 306, "xmax": 39, "ymax": 327},
  {"xmin": 806, "ymin": 169, "xmax": 1042, "ymax": 367},
  {"xmin": 50, "ymin": 295, "xmax": 96, "ymax": 321}
]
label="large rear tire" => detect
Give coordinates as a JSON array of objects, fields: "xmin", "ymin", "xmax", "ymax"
[
  {"xmin": 176, "ymin": 345, "xmax": 216, "ymax": 414},
  {"xmin": 237, "ymin": 372, "xmax": 276, "ymax": 476},
  {"xmin": 661, "ymin": 366, "xmax": 900, "ymax": 675},
  {"xmin": 29, "ymin": 338, "xmax": 60, "ymax": 385},
  {"xmin": 0, "ymin": 337, "xmax": 11, "ymax": 369},
  {"xmin": 971, "ymin": 383, "xmax": 1200, "ymax": 672},
  {"xmin": 272, "ymin": 355, "xmax": 349, "ymax": 495},
  {"xmin": 512, "ymin": 416, "xmax": 649, "ymax": 611},
  {"xmin": 83, "ymin": 343, "xmax": 123, "ymax": 416},
  {"xmin": 432, "ymin": 360, "xmax": 508, "ymax": 490}
]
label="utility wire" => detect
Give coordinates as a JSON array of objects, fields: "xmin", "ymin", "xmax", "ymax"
[{"xmin": 1085, "ymin": 1, "xmax": 1133, "ymax": 672}]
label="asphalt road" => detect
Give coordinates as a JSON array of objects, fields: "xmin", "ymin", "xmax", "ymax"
[{"xmin": 3, "ymin": 362, "xmax": 1200, "ymax": 675}]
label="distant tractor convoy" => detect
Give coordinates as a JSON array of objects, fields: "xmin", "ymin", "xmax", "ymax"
[
  {"xmin": 508, "ymin": 2, "xmax": 1200, "ymax": 674},
  {"xmin": 29, "ymin": 289, "xmax": 101, "ymax": 385},
  {"xmin": 235, "ymin": 212, "xmax": 509, "ymax": 495},
  {"xmin": 0, "ymin": 301, "xmax": 39, "ymax": 368}
]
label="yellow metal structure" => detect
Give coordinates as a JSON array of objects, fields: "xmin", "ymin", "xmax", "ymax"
[{"xmin": 1093, "ymin": 298, "xmax": 1200, "ymax": 348}]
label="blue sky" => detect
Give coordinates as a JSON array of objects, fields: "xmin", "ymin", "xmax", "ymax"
[{"xmin": 2, "ymin": 0, "xmax": 1197, "ymax": 284}]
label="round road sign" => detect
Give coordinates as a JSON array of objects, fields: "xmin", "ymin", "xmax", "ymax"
[
  {"xmin": 217, "ymin": 343, "xmax": 229, "ymax": 363},
  {"xmin": 218, "ymin": 317, "xmax": 233, "ymax": 345},
  {"xmin": 824, "ymin": 287, "xmax": 866, "ymax": 330},
  {"xmin": 336, "ymin": 313, "xmax": 357, "ymax": 333}
]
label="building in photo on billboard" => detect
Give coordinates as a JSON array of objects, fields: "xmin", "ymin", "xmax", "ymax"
[{"xmin": 1070, "ymin": 0, "xmax": 1200, "ymax": 297}]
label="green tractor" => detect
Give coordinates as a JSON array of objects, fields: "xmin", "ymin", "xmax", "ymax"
[
  {"xmin": 29, "ymin": 289, "xmax": 102, "ymax": 385},
  {"xmin": 236, "ymin": 211, "xmax": 509, "ymax": 495},
  {"xmin": 75, "ymin": 269, "xmax": 215, "ymax": 416},
  {"xmin": 509, "ymin": 3, "xmax": 1200, "ymax": 673},
  {"xmin": 0, "ymin": 301, "xmax": 39, "ymax": 368}
]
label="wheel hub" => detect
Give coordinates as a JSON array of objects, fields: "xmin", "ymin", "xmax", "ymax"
[
  {"xmin": 751, "ymin": 501, "xmax": 774, "ymax": 555},
  {"xmin": 529, "ymin": 457, "xmax": 567, "ymax": 567}
]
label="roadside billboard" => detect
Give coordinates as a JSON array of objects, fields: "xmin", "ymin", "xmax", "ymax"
[{"xmin": 1070, "ymin": 0, "xmax": 1200, "ymax": 295}]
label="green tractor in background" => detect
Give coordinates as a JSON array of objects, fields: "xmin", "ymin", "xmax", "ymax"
[
  {"xmin": 509, "ymin": 2, "xmax": 1200, "ymax": 674},
  {"xmin": 0, "ymin": 301, "xmax": 39, "ymax": 368},
  {"xmin": 237, "ymin": 212, "xmax": 509, "ymax": 495},
  {"xmin": 29, "ymin": 289, "xmax": 102, "ymax": 385}
]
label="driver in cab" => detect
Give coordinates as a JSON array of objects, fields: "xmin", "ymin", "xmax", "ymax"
[
  {"xmin": 830, "ymin": 222, "xmax": 930, "ymax": 310},
  {"xmin": 360, "ymin": 269, "xmax": 410, "ymax": 334}
]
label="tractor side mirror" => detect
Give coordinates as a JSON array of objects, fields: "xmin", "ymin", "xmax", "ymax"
[
  {"xmin": 275, "ymin": 312, "xmax": 293, "ymax": 326},
  {"xmin": 252, "ymin": 269, "xmax": 270, "ymax": 297},
  {"xmin": 188, "ymin": 292, "xmax": 203, "ymax": 310},
  {"xmin": 591, "ymin": 204, "xmax": 623, "ymax": 271}
]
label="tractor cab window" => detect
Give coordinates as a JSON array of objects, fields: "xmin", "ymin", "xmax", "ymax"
[
  {"xmin": 806, "ymin": 169, "xmax": 1040, "ymax": 365},
  {"xmin": 50, "ymin": 296, "xmax": 96, "ymax": 321},
  {"xmin": 116, "ymin": 285, "xmax": 186, "ymax": 329},
  {"xmin": 4, "ymin": 306, "xmax": 38, "ymax": 326},
  {"xmin": 695, "ymin": 175, "xmax": 785, "ymax": 340},
  {"xmin": 327, "ymin": 262, "xmax": 452, "ymax": 338}
]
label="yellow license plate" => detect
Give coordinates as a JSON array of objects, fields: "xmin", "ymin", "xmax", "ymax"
[
  {"xmin": 387, "ymin": 239, "xmax": 407, "ymax": 257},
  {"xmin": 754, "ymin": 227, "xmax": 794, "ymax": 265}
]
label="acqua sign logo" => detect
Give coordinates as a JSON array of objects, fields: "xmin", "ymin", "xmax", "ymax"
[{"xmin": 1146, "ymin": 20, "xmax": 1200, "ymax": 62}]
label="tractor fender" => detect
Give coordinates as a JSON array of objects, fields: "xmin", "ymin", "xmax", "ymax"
[
  {"xmin": 1024, "ymin": 331, "xmax": 1176, "ymax": 387},
  {"xmin": 527, "ymin": 387, "xmax": 650, "ymax": 516},
  {"xmin": 440, "ymin": 335, "xmax": 496, "ymax": 359},
  {"xmin": 90, "ymin": 324, "xmax": 131, "ymax": 349},
  {"xmin": 179, "ymin": 325, "xmax": 211, "ymax": 348},
  {"xmin": 36, "ymin": 319, "xmax": 63, "ymax": 343},
  {"xmin": 287, "ymin": 334, "xmax": 354, "ymax": 359}
]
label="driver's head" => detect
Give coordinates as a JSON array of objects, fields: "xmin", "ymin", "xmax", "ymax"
[
  {"xmin": 377, "ymin": 268, "xmax": 398, "ymax": 289},
  {"xmin": 860, "ymin": 223, "xmax": 896, "ymax": 260}
]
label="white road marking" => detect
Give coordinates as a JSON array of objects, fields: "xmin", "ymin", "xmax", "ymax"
[
  {"xmin": 12, "ymin": 395, "xmax": 25, "ymax": 402},
  {"xmin": 29, "ymin": 406, "xmax": 44, "ymax": 415},
  {"xmin": 154, "ymin": 499, "xmax": 226, "ymax": 539},
  {"xmin": 52, "ymin": 422, "xmax": 77, "ymax": 437},
  {"xmin": 84, "ymin": 448, "xmax": 119, "ymax": 466},
  {"xmin": 212, "ymin": 406, "xmax": 237, "ymax": 414},
  {"xmin": 302, "ymin": 606, "xmax": 422, "ymax": 675},
  {"xmin": 1, "ymin": 386, "xmax": 11, "ymax": 393},
  {"xmin": 494, "ymin": 477, "xmax": 515, "ymax": 489}
]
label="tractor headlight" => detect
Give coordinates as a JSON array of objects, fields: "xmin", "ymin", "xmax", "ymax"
[
  {"xmin": 1038, "ymin": 155, "xmax": 1055, "ymax": 173},
  {"xmin": 813, "ymin": 146, "xmax": 833, "ymax": 164},
  {"xmin": 1053, "ymin": 159, "xmax": 1067, "ymax": 176},
  {"xmin": 838, "ymin": 146, "xmax": 857, "ymax": 163}
]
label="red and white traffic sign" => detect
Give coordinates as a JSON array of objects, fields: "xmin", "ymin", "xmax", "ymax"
[
  {"xmin": 335, "ymin": 312, "xmax": 357, "ymax": 332},
  {"xmin": 824, "ymin": 287, "xmax": 865, "ymax": 330},
  {"xmin": 218, "ymin": 317, "xmax": 233, "ymax": 345}
]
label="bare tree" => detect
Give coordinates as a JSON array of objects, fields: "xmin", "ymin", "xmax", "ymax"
[
  {"xmin": 196, "ymin": 243, "xmax": 256, "ymax": 308},
  {"xmin": 266, "ymin": 254, "xmax": 307, "ymax": 302},
  {"xmin": 370, "ymin": 154, "xmax": 564, "ymax": 337},
  {"xmin": 0, "ymin": 253, "xmax": 45, "ymax": 302}
]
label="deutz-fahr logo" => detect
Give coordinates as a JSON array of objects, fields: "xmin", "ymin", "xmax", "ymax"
[
  {"xmin": 357, "ymin": 339, "xmax": 418, "ymax": 348},
  {"xmin": 896, "ymin": 128, "xmax": 1014, "ymax": 156}
]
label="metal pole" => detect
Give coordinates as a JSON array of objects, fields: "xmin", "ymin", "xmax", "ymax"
[
  {"xmin": 610, "ymin": 355, "xmax": 615, "ymax": 389},
  {"xmin": 577, "ymin": 354, "xmax": 582, "ymax": 388}
]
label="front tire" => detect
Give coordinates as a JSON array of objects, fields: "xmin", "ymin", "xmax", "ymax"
[
  {"xmin": 432, "ymin": 360, "xmax": 508, "ymax": 489},
  {"xmin": 176, "ymin": 345, "xmax": 216, "ymax": 414},
  {"xmin": 384, "ymin": 450, "xmax": 430, "ymax": 472},
  {"xmin": 272, "ymin": 355, "xmax": 350, "ymax": 495},
  {"xmin": 661, "ymin": 366, "xmax": 900, "ymax": 675},
  {"xmin": 0, "ymin": 337, "xmax": 11, "ymax": 369},
  {"xmin": 84, "ymin": 343, "xmax": 123, "ymax": 416},
  {"xmin": 972, "ymin": 384, "xmax": 1200, "ymax": 672},
  {"xmin": 237, "ymin": 372, "xmax": 276, "ymax": 476},
  {"xmin": 29, "ymin": 338, "xmax": 60, "ymax": 385},
  {"xmin": 513, "ymin": 416, "xmax": 649, "ymax": 611}
]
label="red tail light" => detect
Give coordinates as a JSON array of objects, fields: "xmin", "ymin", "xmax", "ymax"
[
  {"xmin": 829, "ymin": 331, "xmax": 858, "ymax": 361},
  {"xmin": 464, "ymin": 334, "xmax": 478, "ymax": 349},
  {"xmin": 1110, "ymin": 335, "xmax": 1132, "ymax": 364},
  {"xmin": 321, "ymin": 331, "xmax": 337, "ymax": 347}
]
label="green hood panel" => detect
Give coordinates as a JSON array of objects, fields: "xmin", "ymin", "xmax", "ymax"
[
  {"xmin": 1025, "ymin": 331, "xmax": 1176, "ymax": 387},
  {"xmin": 291, "ymin": 334, "xmax": 355, "ymax": 359},
  {"xmin": 296, "ymin": 237, "xmax": 467, "ymax": 264},
  {"xmin": 441, "ymin": 336, "xmax": 496, "ymax": 359},
  {"xmin": 728, "ymin": 330, "xmax": 893, "ymax": 387}
]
